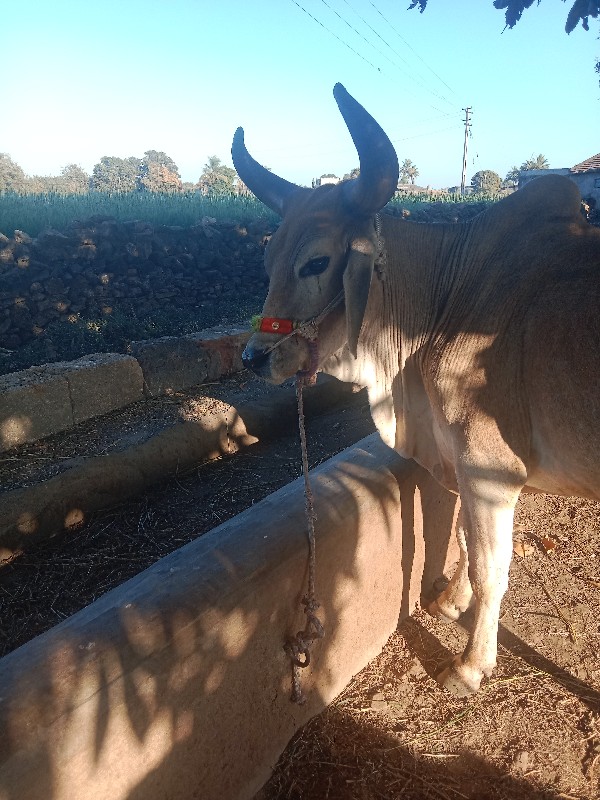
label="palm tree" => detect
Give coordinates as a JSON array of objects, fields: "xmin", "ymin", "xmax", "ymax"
[
  {"xmin": 400, "ymin": 159, "xmax": 419, "ymax": 185},
  {"xmin": 520, "ymin": 154, "xmax": 549, "ymax": 171}
]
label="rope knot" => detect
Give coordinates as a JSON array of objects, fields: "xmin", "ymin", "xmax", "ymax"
[{"xmin": 284, "ymin": 597, "xmax": 325, "ymax": 704}]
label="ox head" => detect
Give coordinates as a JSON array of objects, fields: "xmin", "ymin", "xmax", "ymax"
[{"xmin": 232, "ymin": 83, "xmax": 399, "ymax": 383}]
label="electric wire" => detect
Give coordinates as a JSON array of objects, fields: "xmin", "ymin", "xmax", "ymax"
[
  {"xmin": 290, "ymin": 0, "xmax": 460, "ymax": 116},
  {"xmin": 319, "ymin": 0, "xmax": 454, "ymax": 110},
  {"xmin": 289, "ymin": 0, "xmax": 381, "ymax": 72},
  {"xmin": 368, "ymin": 0, "xmax": 458, "ymax": 97},
  {"xmin": 391, "ymin": 122, "xmax": 464, "ymax": 145},
  {"xmin": 339, "ymin": 0, "xmax": 456, "ymax": 108}
]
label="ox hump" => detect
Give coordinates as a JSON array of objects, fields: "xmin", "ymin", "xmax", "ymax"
[{"xmin": 512, "ymin": 174, "xmax": 583, "ymax": 222}]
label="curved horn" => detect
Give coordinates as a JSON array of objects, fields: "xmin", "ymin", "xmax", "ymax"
[
  {"xmin": 231, "ymin": 127, "xmax": 303, "ymax": 216},
  {"xmin": 333, "ymin": 83, "xmax": 399, "ymax": 215}
]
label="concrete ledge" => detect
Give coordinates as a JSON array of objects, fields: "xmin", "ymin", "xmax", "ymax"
[
  {"xmin": 0, "ymin": 434, "xmax": 458, "ymax": 800},
  {"xmin": 58, "ymin": 353, "xmax": 144, "ymax": 425},
  {"xmin": 130, "ymin": 326, "xmax": 250, "ymax": 397},
  {"xmin": 0, "ymin": 326, "xmax": 250, "ymax": 452},
  {"xmin": 0, "ymin": 366, "xmax": 73, "ymax": 450},
  {"xmin": 0, "ymin": 354, "xmax": 144, "ymax": 451}
]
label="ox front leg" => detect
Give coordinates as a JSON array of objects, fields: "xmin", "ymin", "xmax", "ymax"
[{"xmin": 435, "ymin": 486, "xmax": 518, "ymax": 697}]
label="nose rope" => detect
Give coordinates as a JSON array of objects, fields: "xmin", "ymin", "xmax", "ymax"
[
  {"xmin": 252, "ymin": 293, "xmax": 343, "ymax": 702},
  {"xmin": 253, "ymin": 216, "xmax": 382, "ymax": 703},
  {"xmin": 283, "ymin": 378, "xmax": 325, "ymax": 703},
  {"xmin": 253, "ymin": 288, "xmax": 345, "ymax": 356},
  {"xmin": 248, "ymin": 288, "xmax": 345, "ymax": 385}
]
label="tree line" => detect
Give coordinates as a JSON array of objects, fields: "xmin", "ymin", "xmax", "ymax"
[
  {"xmin": 471, "ymin": 154, "xmax": 549, "ymax": 194},
  {"xmin": 0, "ymin": 151, "xmax": 240, "ymax": 196},
  {"xmin": 0, "ymin": 148, "xmax": 550, "ymax": 198}
]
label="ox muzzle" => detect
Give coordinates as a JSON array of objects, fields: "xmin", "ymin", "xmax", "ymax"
[
  {"xmin": 242, "ymin": 292, "xmax": 345, "ymax": 383},
  {"xmin": 242, "ymin": 314, "xmax": 320, "ymax": 383}
]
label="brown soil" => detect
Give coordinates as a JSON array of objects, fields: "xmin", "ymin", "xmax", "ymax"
[
  {"xmin": 257, "ymin": 493, "xmax": 600, "ymax": 800},
  {"xmin": 1, "ymin": 372, "xmax": 599, "ymax": 798}
]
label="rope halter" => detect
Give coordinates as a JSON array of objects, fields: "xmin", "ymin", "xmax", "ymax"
[{"xmin": 250, "ymin": 289, "xmax": 345, "ymax": 384}]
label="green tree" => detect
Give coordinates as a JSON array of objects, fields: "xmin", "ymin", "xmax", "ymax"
[
  {"xmin": 138, "ymin": 150, "xmax": 181, "ymax": 192},
  {"xmin": 91, "ymin": 156, "xmax": 140, "ymax": 192},
  {"xmin": 25, "ymin": 175, "xmax": 52, "ymax": 193},
  {"xmin": 0, "ymin": 153, "xmax": 26, "ymax": 192},
  {"xmin": 471, "ymin": 169, "xmax": 502, "ymax": 194},
  {"xmin": 58, "ymin": 164, "xmax": 90, "ymax": 194},
  {"xmin": 399, "ymin": 159, "xmax": 419, "ymax": 185},
  {"xmin": 197, "ymin": 156, "xmax": 236, "ymax": 195},
  {"xmin": 409, "ymin": 0, "xmax": 599, "ymax": 32},
  {"xmin": 503, "ymin": 165, "xmax": 520, "ymax": 187},
  {"xmin": 520, "ymin": 154, "xmax": 550, "ymax": 171},
  {"xmin": 342, "ymin": 167, "xmax": 360, "ymax": 181},
  {"xmin": 25, "ymin": 174, "xmax": 64, "ymax": 193}
]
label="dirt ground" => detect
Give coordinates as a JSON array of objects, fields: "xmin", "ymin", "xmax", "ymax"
[
  {"xmin": 1, "ymin": 371, "xmax": 599, "ymax": 799},
  {"xmin": 257, "ymin": 492, "xmax": 600, "ymax": 800}
]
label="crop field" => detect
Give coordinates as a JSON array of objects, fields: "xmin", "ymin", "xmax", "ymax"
[
  {"xmin": 0, "ymin": 189, "xmax": 499, "ymax": 238},
  {"xmin": 0, "ymin": 191, "xmax": 280, "ymax": 238}
]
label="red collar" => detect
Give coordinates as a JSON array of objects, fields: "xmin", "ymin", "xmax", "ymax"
[{"xmin": 251, "ymin": 315, "xmax": 298, "ymax": 335}]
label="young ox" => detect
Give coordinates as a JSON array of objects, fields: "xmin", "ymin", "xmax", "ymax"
[{"xmin": 232, "ymin": 83, "xmax": 600, "ymax": 696}]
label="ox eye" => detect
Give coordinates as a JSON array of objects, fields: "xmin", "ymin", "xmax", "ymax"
[{"xmin": 299, "ymin": 256, "xmax": 330, "ymax": 278}]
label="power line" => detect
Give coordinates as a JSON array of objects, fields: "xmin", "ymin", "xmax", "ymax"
[
  {"xmin": 339, "ymin": 0, "xmax": 455, "ymax": 108},
  {"xmin": 319, "ymin": 0, "xmax": 404, "ymax": 71},
  {"xmin": 289, "ymin": 0, "xmax": 381, "ymax": 72},
  {"xmin": 368, "ymin": 1, "xmax": 458, "ymax": 98},
  {"xmin": 291, "ymin": 0, "xmax": 458, "ymax": 115},
  {"xmin": 249, "ymin": 119, "xmax": 464, "ymax": 165},
  {"xmin": 391, "ymin": 121, "xmax": 464, "ymax": 145}
]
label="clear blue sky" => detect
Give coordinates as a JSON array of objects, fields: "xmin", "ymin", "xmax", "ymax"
[{"xmin": 2, "ymin": 0, "xmax": 598, "ymax": 189}]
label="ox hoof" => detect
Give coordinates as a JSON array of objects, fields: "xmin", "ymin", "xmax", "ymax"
[
  {"xmin": 427, "ymin": 597, "xmax": 462, "ymax": 624},
  {"xmin": 435, "ymin": 656, "xmax": 483, "ymax": 697}
]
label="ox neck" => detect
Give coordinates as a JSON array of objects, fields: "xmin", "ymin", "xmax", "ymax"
[{"xmin": 381, "ymin": 214, "xmax": 466, "ymax": 323}]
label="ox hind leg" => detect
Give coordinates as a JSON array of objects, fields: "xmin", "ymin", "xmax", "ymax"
[
  {"xmin": 434, "ymin": 481, "xmax": 520, "ymax": 697},
  {"xmin": 428, "ymin": 507, "xmax": 474, "ymax": 622}
]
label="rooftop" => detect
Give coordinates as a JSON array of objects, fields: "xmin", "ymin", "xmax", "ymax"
[{"xmin": 571, "ymin": 153, "xmax": 600, "ymax": 173}]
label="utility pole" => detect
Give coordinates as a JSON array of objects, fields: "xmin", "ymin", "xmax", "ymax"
[{"xmin": 460, "ymin": 107, "xmax": 472, "ymax": 196}]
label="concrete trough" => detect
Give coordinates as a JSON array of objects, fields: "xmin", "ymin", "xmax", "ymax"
[{"xmin": 0, "ymin": 434, "xmax": 458, "ymax": 800}]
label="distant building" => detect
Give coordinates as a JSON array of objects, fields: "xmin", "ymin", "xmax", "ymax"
[
  {"xmin": 312, "ymin": 175, "xmax": 340, "ymax": 187},
  {"xmin": 519, "ymin": 153, "xmax": 600, "ymax": 205}
]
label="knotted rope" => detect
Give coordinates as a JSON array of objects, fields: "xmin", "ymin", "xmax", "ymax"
[{"xmin": 283, "ymin": 377, "xmax": 325, "ymax": 704}]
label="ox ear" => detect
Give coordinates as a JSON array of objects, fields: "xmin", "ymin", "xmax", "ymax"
[{"xmin": 344, "ymin": 237, "xmax": 375, "ymax": 358}]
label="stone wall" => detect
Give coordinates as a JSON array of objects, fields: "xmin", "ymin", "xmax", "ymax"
[{"xmin": 0, "ymin": 215, "xmax": 273, "ymax": 349}]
